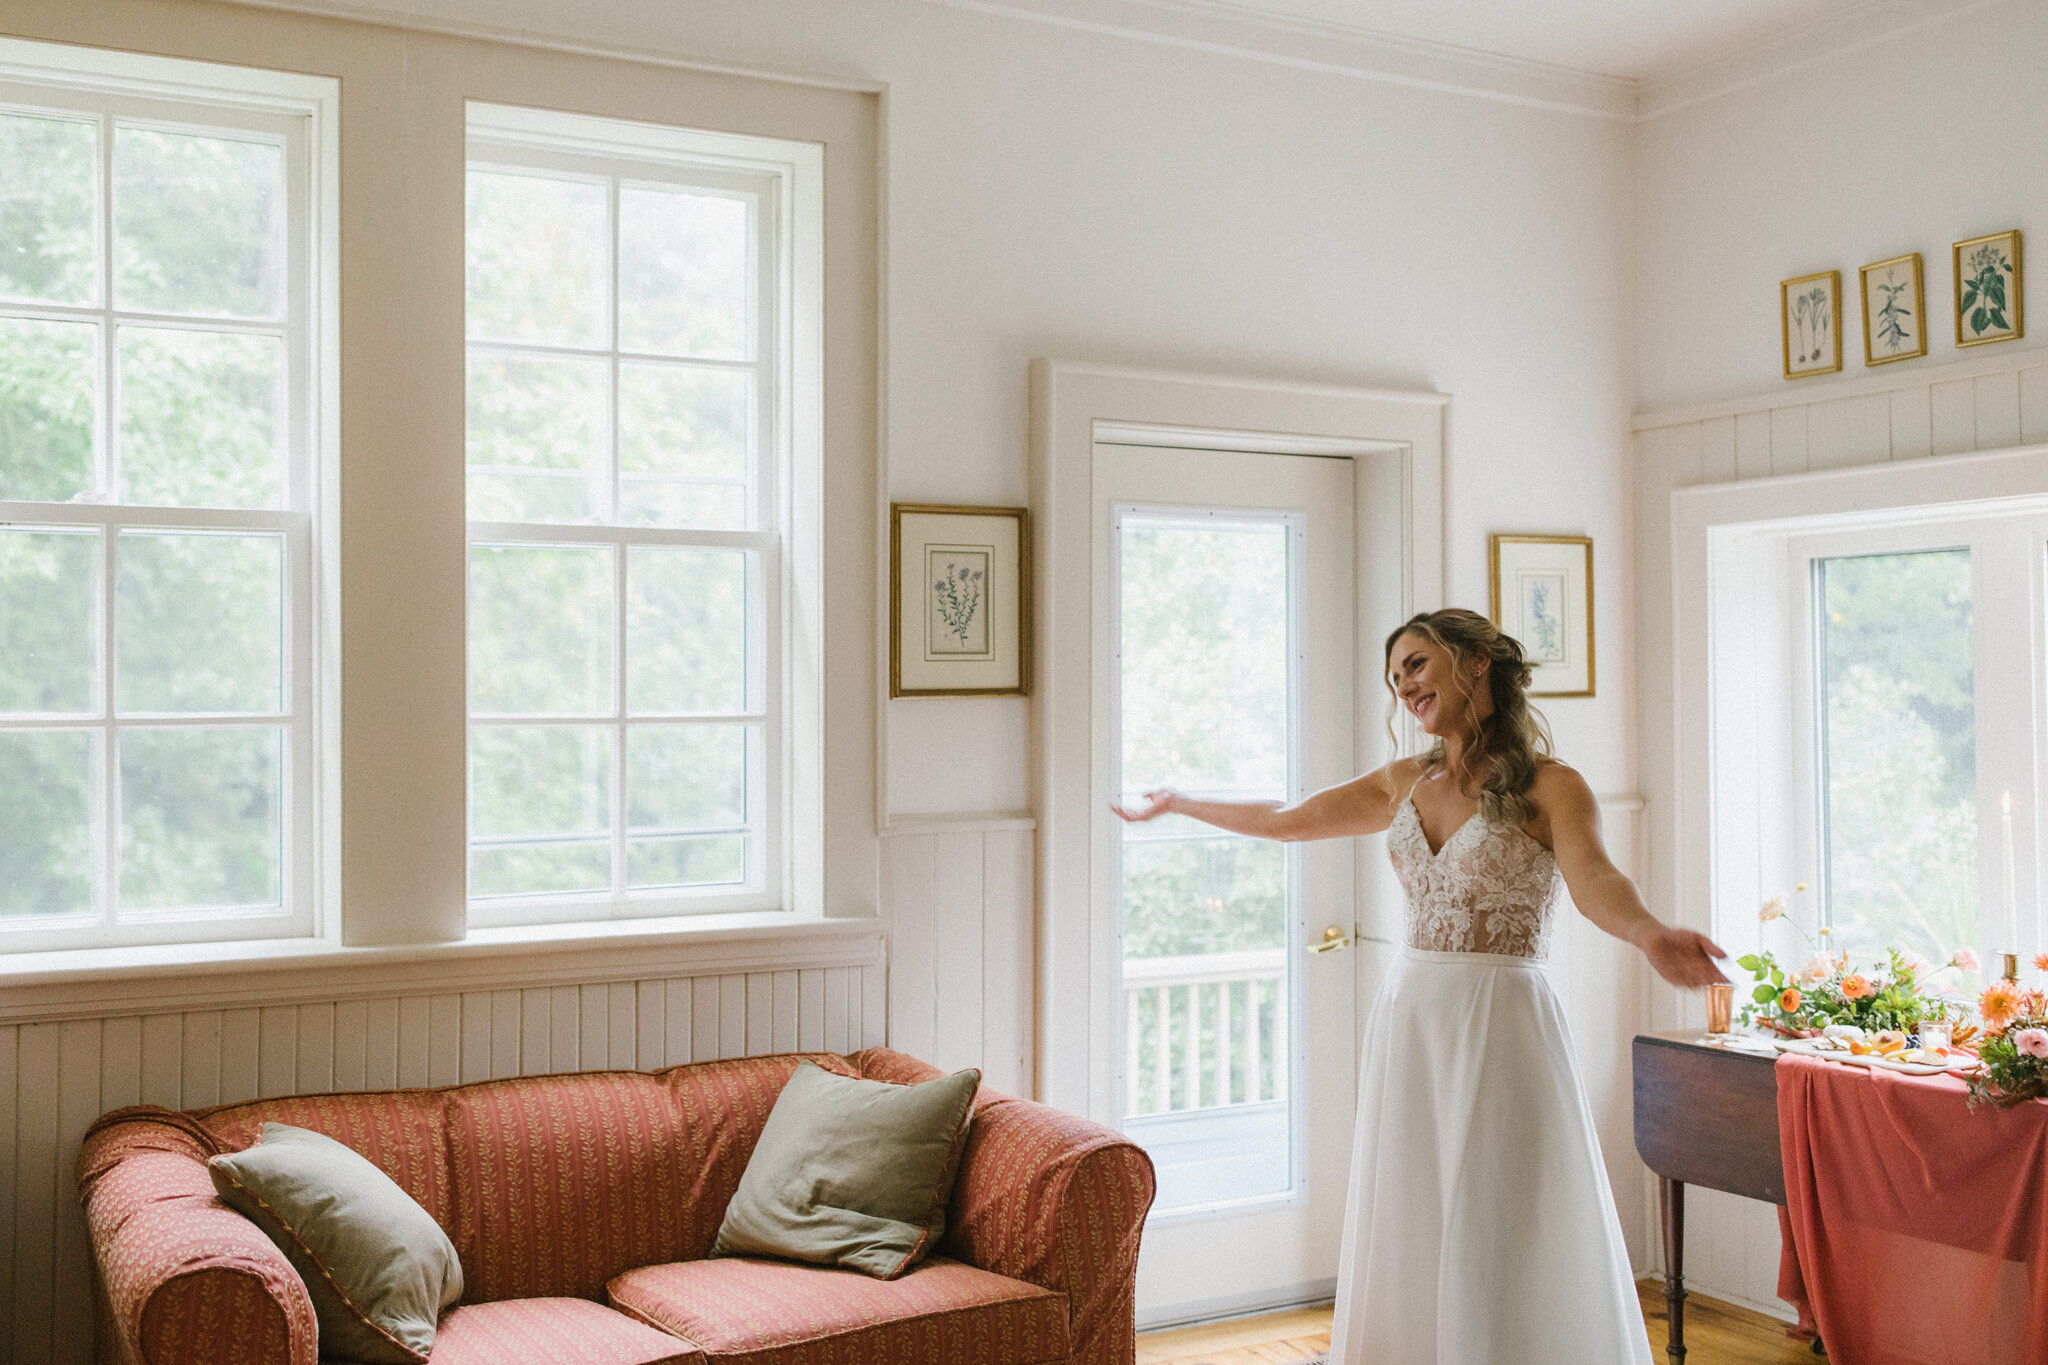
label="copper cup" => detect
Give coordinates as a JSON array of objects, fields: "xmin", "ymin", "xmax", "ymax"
[{"xmin": 1705, "ymin": 982, "xmax": 1734, "ymax": 1034}]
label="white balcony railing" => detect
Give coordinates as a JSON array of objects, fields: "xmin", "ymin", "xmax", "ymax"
[{"xmin": 1122, "ymin": 948, "xmax": 1288, "ymax": 1117}]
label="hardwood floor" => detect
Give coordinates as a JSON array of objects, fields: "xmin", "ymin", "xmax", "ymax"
[
  {"xmin": 1136, "ymin": 1279, "xmax": 1820, "ymax": 1365},
  {"xmin": 1635, "ymin": 1278, "xmax": 1820, "ymax": 1364},
  {"xmin": 1136, "ymin": 1307, "xmax": 1332, "ymax": 1365}
]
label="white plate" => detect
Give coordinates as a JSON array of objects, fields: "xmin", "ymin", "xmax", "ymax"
[
  {"xmin": 1770, "ymin": 1038, "xmax": 1980, "ymax": 1073},
  {"xmin": 1772, "ymin": 1037, "xmax": 1851, "ymax": 1056}
]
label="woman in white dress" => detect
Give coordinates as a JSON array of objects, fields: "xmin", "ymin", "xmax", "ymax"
[{"xmin": 1113, "ymin": 608, "xmax": 1729, "ymax": 1364}]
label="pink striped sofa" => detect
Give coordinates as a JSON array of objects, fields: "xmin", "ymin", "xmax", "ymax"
[{"xmin": 75, "ymin": 1048, "xmax": 1154, "ymax": 1365}]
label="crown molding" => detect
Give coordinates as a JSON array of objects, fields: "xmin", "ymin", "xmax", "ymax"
[
  {"xmin": 178, "ymin": 0, "xmax": 2022, "ymax": 127},
  {"xmin": 921, "ymin": 0, "xmax": 1638, "ymax": 119},
  {"xmin": 199, "ymin": 0, "xmax": 890, "ymax": 92},
  {"xmin": 1638, "ymin": 0, "xmax": 2007, "ymax": 120}
]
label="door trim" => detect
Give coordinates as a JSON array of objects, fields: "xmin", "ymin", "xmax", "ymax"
[{"xmin": 1028, "ymin": 359, "xmax": 1446, "ymax": 1118}]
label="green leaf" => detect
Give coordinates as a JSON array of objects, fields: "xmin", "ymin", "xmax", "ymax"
[
  {"xmin": 1754, "ymin": 982, "xmax": 1780, "ymax": 1005},
  {"xmin": 1737, "ymin": 954, "xmax": 1762, "ymax": 973},
  {"xmin": 1770, "ymin": 966, "xmax": 1786, "ymax": 988}
]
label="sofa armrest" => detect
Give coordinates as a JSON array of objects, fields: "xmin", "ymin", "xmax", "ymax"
[
  {"xmin": 78, "ymin": 1108, "xmax": 318, "ymax": 1365},
  {"xmin": 851, "ymin": 1048, "xmax": 1156, "ymax": 1365}
]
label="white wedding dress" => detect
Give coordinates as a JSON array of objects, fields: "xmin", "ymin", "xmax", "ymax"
[{"xmin": 1327, "ymin": 794, "xmax": 1651, "ymax": 1364}]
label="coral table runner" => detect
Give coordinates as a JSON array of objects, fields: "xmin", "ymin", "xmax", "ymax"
[{"xmin": 1775, "ymin": 1053, "xmax": 2048, "ymax": 1364}]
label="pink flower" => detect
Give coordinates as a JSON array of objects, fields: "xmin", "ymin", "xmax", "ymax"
[
  {"xmin": 1898, "ymin": 950, "xmax": 1935, "ymax": 979},
  {"xmin": 2015, "ymin": 1028, "xmax": 2048, "ymax": 1059},
  {"xmin": 1953, "ymin": 948, "xmax": 1981, "ymax": 973},
  {"xmin": 2033, "ymin": 952, "xmax": 2048, "ymax": 973}
]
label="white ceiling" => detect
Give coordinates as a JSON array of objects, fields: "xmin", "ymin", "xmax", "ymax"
[{"xmin": 1128, "ymin": 0, "xmax": 1873, "ymax": 79}]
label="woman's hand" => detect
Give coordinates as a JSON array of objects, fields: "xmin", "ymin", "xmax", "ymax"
[
  {"xmin": 1110, "ymin": 789, "xmax": 1179, "ymax": 823},
  {"xmin": 1634, "ymin": 925, "xmax": 1731, "ymax": 989}
]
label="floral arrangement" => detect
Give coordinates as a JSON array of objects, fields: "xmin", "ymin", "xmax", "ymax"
[
  {"xmin": 1736, "ymin": 889, "xmax": 1971, "ymax": 1037},
  {"xmin": 1966, "ymin": 953, "xmax": 2048, "ymax": 1110}
]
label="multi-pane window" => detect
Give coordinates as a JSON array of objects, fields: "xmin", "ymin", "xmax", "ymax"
[
  {"xmin": 0, "ymin": 65, "xmax": 321, "ymax": 951},
  {"xmin": 465, "ymin": 105, "xmax": 812, "ymax": 924}
]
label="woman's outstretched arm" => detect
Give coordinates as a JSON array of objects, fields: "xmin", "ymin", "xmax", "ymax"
[
  {"xmin": 1110, "ymin": 762, "xmax": 1408, "ymax": 842},
  {"xmin": 1540, "ymin": 764, "xmax": 1730, "ymax": 989}
]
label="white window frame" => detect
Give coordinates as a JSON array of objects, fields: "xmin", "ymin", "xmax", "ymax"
[
  {"xmin": 462, "ymin": 103, "xmax": 823, "ymax": 929},
  {"xmin": 0, "ymin": 38, "xmax": 338, "ymax": 955},
  {"xmin": 1675, "ymin": 446, "xmax": 2048, "ymax": 975}
]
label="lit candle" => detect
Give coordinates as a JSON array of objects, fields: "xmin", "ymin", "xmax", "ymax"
[{"xmin": 2002, "ymin": 791, "xmax": 2019, "ymax": 951}]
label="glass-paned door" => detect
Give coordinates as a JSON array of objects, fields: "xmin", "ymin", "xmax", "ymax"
[{"xmin": 1094, "ymin": 439, "xmax": 1358, "ymax": 1320}]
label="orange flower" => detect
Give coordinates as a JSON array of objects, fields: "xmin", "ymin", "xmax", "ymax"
[
  {"xmin": 2034, "ymin": 951, "xmax": 2048, "ymax": 973},
  {"xmin": 1839, "ymin": 973, "xmax": 1875, "ymax": 1000},
  {"xmin": 1981, "ymin": 981, "xmax": 2022, "ymax": 1030},
  {"xmin": 1778, "ymin": 988, "xmax": 1803, "ymax": 1013}
]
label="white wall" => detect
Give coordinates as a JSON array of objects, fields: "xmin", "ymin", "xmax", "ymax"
[
  {"xmin": 1631, "ymin": 0, "xmax": 2048, "ymax": 1317},
  {"xmin": 1635, "ymin": 0, "xmax": 2048, "ymax": 412}
]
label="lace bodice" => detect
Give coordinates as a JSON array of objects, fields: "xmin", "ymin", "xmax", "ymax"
[{"xmin": 1388, "ymin": 795, "xmax": 1561, "ymax": 958}]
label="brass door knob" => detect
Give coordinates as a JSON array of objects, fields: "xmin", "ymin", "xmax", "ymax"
[{"xmin": 1307, "ymin": 925, "xmax": 1352, "ymax": 954}]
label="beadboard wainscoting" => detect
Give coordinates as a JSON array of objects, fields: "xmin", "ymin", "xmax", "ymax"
[
  {"xmin": 1633, "ymin": 341, "xmax": 2048, "ymax": 1318},
  {"xmin": 880, "ymin": 817, "xmax": 1036, "ymax": 1094},
  {"xmin": 0, "ymin": 926, "xmax": 890, "ymax": 1365}
]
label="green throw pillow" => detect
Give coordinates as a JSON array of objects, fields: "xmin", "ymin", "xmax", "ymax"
[
  {"xmin": 713, "ymin": 1061, "xmax": 981, "ymax": 1279},
  {"xmin": 209, "ymin": 1122, "xmax": 463, "ymax": 1364}
]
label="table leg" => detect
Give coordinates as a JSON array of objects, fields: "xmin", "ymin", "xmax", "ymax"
[{"xmin": 1660, "ymin": 1176, "xmax": 1687, "ymax": 1363}]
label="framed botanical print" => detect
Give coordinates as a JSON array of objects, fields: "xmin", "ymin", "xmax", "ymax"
[
  {"xmin": 1489, "ymin": 534, "xmax": 1593, "ymax": 698},
  {"xmin": 1954, "ymin": 230, "xmax": 2023, "ymax": 347},
  {"xmin": 1860, "ymin": 253, "xmax": 1926, "ymax": 366},
  {"xmin": 890, "ymin": 503, "xmax": 1031, "ymax": 697},
  {"xmin": 1782, "ymin": 269, "xmax": 1842, "ymax": 379}
]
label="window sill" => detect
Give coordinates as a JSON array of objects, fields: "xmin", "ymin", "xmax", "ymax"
[{"xmin": 0, "ymin": 910, "xmax": 885, "ymax": 1025}]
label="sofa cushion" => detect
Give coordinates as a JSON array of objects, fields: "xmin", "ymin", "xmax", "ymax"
[
  {"xmin": 712, "ymin": 1061, "xmax": 980, "ymax": 1278},
  {"xmin": 207, "ymin": 1122, "xmax": 462, "ymax": 1364},
  {"xmin": 198, "ymin": 1091, "xmax": 453, "ymax": 1226},
  {"xmin": 448, "ymin": 1055, "xmax": 859, "ymax": 1302},
  {"xmin": 607, "ymin": 1255, "xmax": 1071, "ymax": 1365},
  {"xmin": 431, "ymin": 1298, "xmax": 705, "ymax": 1364}
]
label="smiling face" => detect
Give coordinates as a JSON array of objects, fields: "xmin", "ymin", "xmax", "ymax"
[{"xmin": 1387, "ymin": 629, "xmax": 1493, "ymax": 738}]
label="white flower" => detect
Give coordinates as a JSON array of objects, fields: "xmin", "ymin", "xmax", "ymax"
[
  {"xmin": 1759, "ymin": 894, "xmax": 1788, "ymax": 923},
  {"xmin": 1797, "ymin": 954, "xmax": 1835, "ymax": 987}
]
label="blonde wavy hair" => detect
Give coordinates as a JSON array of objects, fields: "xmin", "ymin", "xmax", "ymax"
[{"xmin": 1383, "ymin": 608, "xmax": 1554, "ymax": 826}]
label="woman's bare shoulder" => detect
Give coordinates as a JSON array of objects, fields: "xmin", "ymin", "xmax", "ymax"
[
  {"xmin": 1377, "ymin": 755, "xmax": 1429, "ymax": 794},
  {"xmin": 1529, "ymin": 759, "xmax": 1596, "ymax": 808}
]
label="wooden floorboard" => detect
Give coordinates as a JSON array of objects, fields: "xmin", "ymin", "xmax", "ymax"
[{"xmin": 1137, "ymin": 1279, "xmax": 1818, "ymax": 1365}]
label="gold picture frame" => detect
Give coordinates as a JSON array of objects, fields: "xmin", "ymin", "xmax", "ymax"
[
  {"xmin": 890, "ymin": 503, "xmax": 1031, "ymax": 697},
  {"xmin": 1781, "ymin": 270, "xmax": 1843, "ymax": 379},
  {"xmin": 1860, "ymin": 253, "xmax": 1926, "ymax": 366},
  {"xmin": 1954, "ymin": 230, "xmax": 2023, "ymax": 347},
  {"xmin": 1489, "ymin": 534, "xmax": 1594, "ymax": 698}
]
